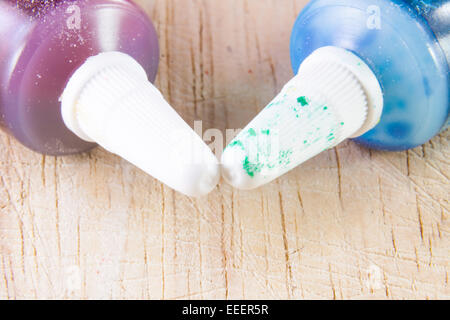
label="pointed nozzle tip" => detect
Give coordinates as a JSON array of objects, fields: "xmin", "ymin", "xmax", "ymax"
[
  {"xmin": 181, "ymin": 158, "xmax": 221, "ymax": 197},
  {"xmin": 221, "ymin": 146, "xmax": 261, "ymax": 191}
]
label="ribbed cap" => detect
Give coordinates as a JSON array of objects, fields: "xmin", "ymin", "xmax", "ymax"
[
  {"xmin": 61, "ymin": 52, "xmax": 220, "ymax": 197},
  {"xmin": 221, "ymin": 46, "xmax": 383, "ymax": 190}
]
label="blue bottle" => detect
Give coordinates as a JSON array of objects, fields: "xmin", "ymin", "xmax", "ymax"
[
  {"xmin": 221, "ymin": 0, "xmax": 449, "ymax": 190},
  {"xmin": 291, "ymin": 0, "xmax": 449, "ymax": 151}
]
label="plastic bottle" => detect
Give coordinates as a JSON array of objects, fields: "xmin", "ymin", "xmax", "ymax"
[
  {"xmin": 290, "ymin": 0, "xmax": 449, "ymax": 150},
  {"xmin": 221, "ymin": 0, "xmax": 449, "ymax": 190},
  {"xmin": 0, "ymin": 0, "xmax": 159, "ymax": 155},
  {"xmin": 0, "ymin": 0, "xmax": 220, "ymax": 197}
]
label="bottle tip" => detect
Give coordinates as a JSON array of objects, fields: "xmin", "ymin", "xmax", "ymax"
[
  {"xmin": 221, "ymin": 46, "xmax": 383, "ymax": 190},
  {"xmin": 62, "ymin": 52, "xmax": 221, "ymax": 197},
  {"xmin": 180, "ymin": 157, "xmax": 221, "ymax": 197},
  {"xmin": 221, "ymin": 146, "xmax": 262, "ymax": 190}
]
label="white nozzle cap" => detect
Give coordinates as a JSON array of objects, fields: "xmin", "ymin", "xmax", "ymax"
[
  {"xmin": 221, "ymin": 46, "xmax": 383, "ymax": 190},
  {"xmin": 61, "ymin": 52, "xmax": 220, "ymax": 197}
]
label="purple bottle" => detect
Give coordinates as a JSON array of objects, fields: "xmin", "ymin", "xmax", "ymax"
[
  {"xmin": 0, "ymin": 0, "xmax": 159, "ymax": 155},
  {"xmin": 0, "ymin": 0, "xmax": 220, "ymax": 197}
]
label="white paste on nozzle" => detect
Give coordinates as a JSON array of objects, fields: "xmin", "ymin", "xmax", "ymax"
[
  {"xmin": 61, "ymin": 52, "xmax": 220, "ymax": 197},
  {"xmin": 221, "ymin": 46, "xmax": 383, "ymax": 190}
]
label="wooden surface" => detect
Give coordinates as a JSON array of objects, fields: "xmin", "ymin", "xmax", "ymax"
[{"xmin": 0, "ymin": 0, "xmax": 449, "ymax": 300}]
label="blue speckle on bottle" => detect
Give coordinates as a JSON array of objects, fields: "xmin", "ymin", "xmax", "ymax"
[{"xmin": 386, "ymin": 122, "xmax": 412, "ymax": 139}]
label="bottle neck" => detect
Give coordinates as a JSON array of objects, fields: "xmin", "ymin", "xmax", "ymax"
[{"xmin": 297, "ymin": 46, "xmax": 384, "ymax": 138}]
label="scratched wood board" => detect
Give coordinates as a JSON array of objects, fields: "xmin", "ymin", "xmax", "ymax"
[{"xmin": 0, "ymin": 0, "xmax": 448, "ymax": 299}]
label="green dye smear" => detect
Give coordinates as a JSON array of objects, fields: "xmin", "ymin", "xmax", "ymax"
[
  {"xmin": 278, "ymin": 150, "xmax": 293, "ymax": 166},
  {"xmin": 242, "ymin": 149, "xmax": 293, "ymax": 178},
  {"xmin": 312, "ymin": 136, "xmax": 321, "ymax": 144},
  {"xmin": 261, "ymin": 129, "xmax": 270, "ymax": 135},
  {"xmin": 297, "ymin": 96, "xmax": 309, "ymax": 106},
  {"xmin": 248, "ymin": 128, "xmax": 257, "ymax": 137},
  {"xmin": 323, "ymin": 106, "xmax": 328, "ymax": 110},
  {"xmin": 267, "ymin": 100, "xmax": 284, "ymax": 109},
  {"xmin": 327, "ymin": 132, "xmax": 335, "ymax": 142},
  {"xmin": 243, "ymin": 156, "xmax": 263, "ymax": 177},
  {"xmin": 340, "ymin": 122, "xmax": 345, "ymax": 126},
  {"xmin": 228, "ymin": 140, "xmax": 244, "ymax": 150}
]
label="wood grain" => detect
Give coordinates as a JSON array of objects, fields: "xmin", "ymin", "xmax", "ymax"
[{"xmin": 0, "ymin": 0, "xmax": 448, "ymax": 299}]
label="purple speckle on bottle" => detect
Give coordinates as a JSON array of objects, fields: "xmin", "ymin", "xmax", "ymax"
[{"xmin": 0, "ymin": 0, "xmax": 160, "ymax": 155}]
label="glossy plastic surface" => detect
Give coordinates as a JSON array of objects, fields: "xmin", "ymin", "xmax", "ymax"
[
  {"xmin": 290, "ymin": 0, "xmax": 449, "ymax": 151},
  {"xmin": 0, "ymin": 0, "xmax": 159, "ymax": 155}
]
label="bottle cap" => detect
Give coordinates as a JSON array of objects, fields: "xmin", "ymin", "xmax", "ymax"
[
  {"xmin": 221, "ymin": 46, "xmax": 383, "ymax": 190},
  {"xmin": 61, "ymin": 52, "xmax": 220, "ymax": 197}
]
